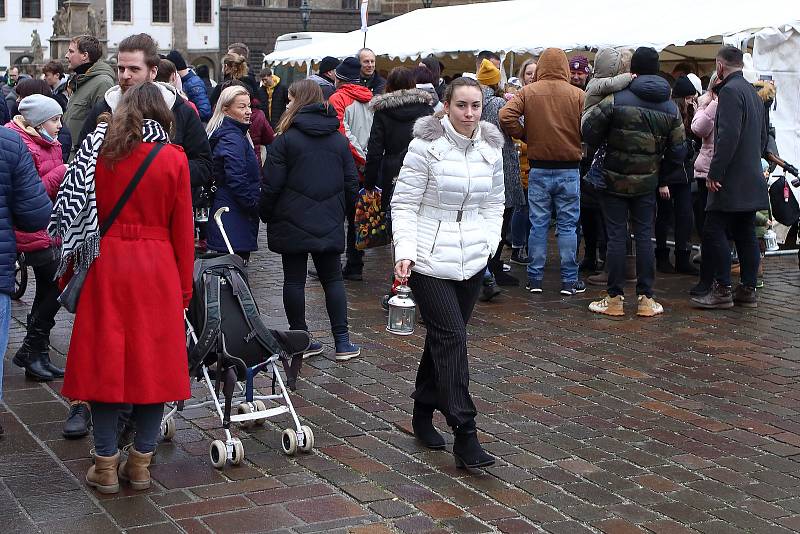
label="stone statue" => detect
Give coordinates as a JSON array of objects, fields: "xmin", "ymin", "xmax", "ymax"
[
  {"xmin": 52, "ymin": 7, "xmax": 68, "ymax": 36},
  {"xmin": 31, "ymin": 30, "xmax": 43, "ymax": 63},
  {"xmin": 87, "ymin": 6, "xmax": 99, "ymax": 36}
]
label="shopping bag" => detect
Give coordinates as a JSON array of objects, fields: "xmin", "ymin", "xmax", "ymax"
[{"xmin": 354, "ymin": 187, "xmax": 390, "ymax": 250}]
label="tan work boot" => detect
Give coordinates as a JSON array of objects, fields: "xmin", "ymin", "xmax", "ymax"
[
  {"xmin": 86, "ymin": 452, "xmax": 120, "ymax": 494},
  {"xmin": 637, "ymin": 295, "xmax": 664, "ymax": 317},
  {"xmin": 589, "ymin": 294, "xmax": 624, "ymax": 316},
  {"xmin": 118, "ymin": 449, "xmax": 154, "ymax": 490}
]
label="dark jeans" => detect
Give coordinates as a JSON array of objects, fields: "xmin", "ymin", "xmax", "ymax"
[
  {"xmin": 579, "ymin": 183, "xmax": 606, "ymax": 261},
  {"xmin": 655, "ymin": 182, "xmax": 694, "ymax": 254},
  {"xmin": 282, "ymin": 252, "xmax": 348, "ymax": 337},
  {"xmin": 345, "ymin": 213, "xmax": 364, "ymax": 272},
  {"xmin": 90, "ymin": 402, "xmax": 164, "ymax": 457},
  {"xmin": 408, "ymin": 270, "xmax": 482, "ymax": 429},
  {"xmin": 600, "ymin": 192, "xmax": 656, "ymax": 298},
  {"xmin": 702, "ymin": 211, "xmax": 760, "ymax": 288},
  {"xmin": 694, "ymin": 178, "xmax": 708, "ymax": 236},
  {"xmin": 511, "ymin": 196, "xmax": 531, "ymax": 249}
]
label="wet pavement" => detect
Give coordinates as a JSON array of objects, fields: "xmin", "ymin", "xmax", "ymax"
[{"xmin": 1, "ymin": 233, "xmax": 800, "ymax": 533}]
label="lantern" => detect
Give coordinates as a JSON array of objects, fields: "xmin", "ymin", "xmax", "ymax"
[
  {"xmin": 386, "ymin": 285, "xmax": 416, "ymax": 335},
  {"xmin": 764, "ymin": 228, "xmax": 779, "ymax": 252},
  {"xmin": 194, "ymin": 207, "xmax": 209, "ymax": 223}
]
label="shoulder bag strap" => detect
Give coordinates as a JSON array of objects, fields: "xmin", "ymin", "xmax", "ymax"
[{"xmin": 99, "ymin": 143, "xmax": 165, "ymax": 236}]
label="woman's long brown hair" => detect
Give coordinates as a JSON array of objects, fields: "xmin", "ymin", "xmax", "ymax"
[
  {"xmin": 100, "ymin": 82, "xmax": 174, "ymax": 165},
  {"xmin": 275, "ymin": 79, "xmax": 324, "ymax": 134}
]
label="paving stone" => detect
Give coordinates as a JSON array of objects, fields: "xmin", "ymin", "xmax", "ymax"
[
  {"xmin": 200, "ymin": 505, "xmax": 301, "ymax": 532},
  {"xmin": 101, "ymin": 495, "xmax": 168, "ymax": 527}
]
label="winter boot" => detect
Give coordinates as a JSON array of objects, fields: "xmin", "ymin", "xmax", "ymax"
[
  {"xmin": 63, "ymin": 401, "xmax": 92, "ymax": 439},
  {"xmin": 625, "ymin": 254, "xmax": 637, "ymax": 282},
  {"xmin": 86, "ymin": 452, "xmax": 120, "ymax": 494},
  {"xmin": 118, "ymin": 449, "xmax": 154, "ymax": 491},
  {"xmin": 674, "ymin": 250, "xmax": 699, "ymax": 276},
  {"xmin": 691, "ymin": 281, "xmax": 734, "ymax": 309},
  {"xmin": 655, "ymin": 248, "xmax": 675, "ymax": 274},
  {"xmin": 334, "ymin": 333, "xmax": 361, "ymax": 362},
  {"xmin": 587, "ymin": 270, "xmax": 608, "ymax": 286},
  {"xmin": 13, "ymin": 314, "xmax": 59, "ymax": 381},
  {"xmin": 478, "ymin": 274, "xmax": 502, "ymax": 302},
  {"xmin": 733, "ymin": 285, "xmax": 757, "ymax": 308},
  {"xmin": 452, "ymin": 421, "xmax": 495, "ymax": 469},
  {"xmin": 510, "ymin": 247, "xmax": 530, "ymax": 265},
  {"xmin": 412, "ymin": 403, "xmax": 445, "ymax": 450}
]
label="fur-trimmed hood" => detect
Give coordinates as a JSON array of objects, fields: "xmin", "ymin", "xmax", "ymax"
[
  {"xmin": 370, "ymin": 88, "xmax": 432, "ymax": 111},
  {"xmin": 412, "ymin": 114, "xmax": 504, "ymax": 150},
  {"xmin": 753, "ymin": 80, "xmax": 776, "ymax": 104}
]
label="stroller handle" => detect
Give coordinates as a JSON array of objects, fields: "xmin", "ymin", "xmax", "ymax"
[{"xmin": 213, "ymin": 207, "xmax": 235, "ymax": 255}]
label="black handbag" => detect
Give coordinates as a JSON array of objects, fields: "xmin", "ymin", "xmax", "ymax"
[
  {"xmin": 58, "ymin": 144, "xmax": 164, "ymax": 313},
  {"xmin": 768, "ymin": 176, "xmax": 800, "ymax": 227}
]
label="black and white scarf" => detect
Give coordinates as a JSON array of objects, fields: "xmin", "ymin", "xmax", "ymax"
[{"xmin": 50, "ymin": 119, "xmax": 170, "ymax": 277}]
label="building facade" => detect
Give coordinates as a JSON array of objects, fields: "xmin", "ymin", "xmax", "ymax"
[{"xmin": 0, "ymin": 0, "xmax": 220, "ymax": 73}]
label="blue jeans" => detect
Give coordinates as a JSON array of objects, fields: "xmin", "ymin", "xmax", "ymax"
[
  {"xmin": 90, "ymin": 402, "xmax": 164, "ymax": 456},
  {"xmin": 527, "ymin": 168, "xmax": 580, "ymax": 282},
  {"xmin": 0, "ymin": 293, "xmax": 10, "ymax": 401}
]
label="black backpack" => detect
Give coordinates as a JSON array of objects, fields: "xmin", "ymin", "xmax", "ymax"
[
  {"xmin": 768, "ymin": 177, "xmax": 800, "ymax": 227},
  {"xmin": 187, "ymin": 253, "xmax": 309, "ymax": 381}
]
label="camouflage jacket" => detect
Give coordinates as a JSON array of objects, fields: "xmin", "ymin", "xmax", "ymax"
[{"xmin": 581, "ymin": 75, "xmax": 685, "ymax": 197}]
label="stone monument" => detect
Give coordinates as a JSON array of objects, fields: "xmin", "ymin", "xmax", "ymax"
[{"xmin": 49, "ymin": 0, "xmax": 108, "ymax": 61}]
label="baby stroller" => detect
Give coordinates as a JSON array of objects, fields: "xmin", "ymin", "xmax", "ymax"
[{"xmin": 161, "ymin": 207, "xmax": 315, "ymax": 468}]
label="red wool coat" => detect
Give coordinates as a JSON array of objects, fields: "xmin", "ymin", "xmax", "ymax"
[{"xmin": 62, "ymin": 142, "xmax": 195, "ymax": 404}]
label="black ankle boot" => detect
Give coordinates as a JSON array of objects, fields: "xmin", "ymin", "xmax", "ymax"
[
  {"xmin": 13, "ymin": 347, "xmax": 54, "ymax": 382},
  {"xmin": 412, "ymin": 404, "xmax": 445, "ymax": 450},
  {"xmin": 452, "ymin": 421, "xmax": 495, "ymax": 469}
]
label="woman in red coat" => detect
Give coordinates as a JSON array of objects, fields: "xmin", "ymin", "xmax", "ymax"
[{"xmin": 56, "ymin": 83, "xmax": 194, "ymax": 494}]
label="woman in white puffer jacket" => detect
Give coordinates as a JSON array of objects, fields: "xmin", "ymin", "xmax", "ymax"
[{"xmin": 391, "ymin": 77, "xmax": 505, "ymax": 470}]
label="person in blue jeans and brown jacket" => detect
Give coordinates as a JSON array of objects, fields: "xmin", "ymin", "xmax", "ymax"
[
  {"xmin": 0, "ymin": 126, "xmax": 53, "ymax": 438},
  {"xmin": 499, "ymin": 48, "xmax": 586, "ymax": 296}
]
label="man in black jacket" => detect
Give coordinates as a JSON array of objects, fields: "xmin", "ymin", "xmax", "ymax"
[
  {"xmin": 358, "ymin": 48, "xmax": 385, "ymax": 95},
  {"xmin": 66, "ymin": 33, "xmax": 212, "ymax": 440},
  {"xmin": 691, "ymin": 46, "xmax": 768, "ymax": 310}
]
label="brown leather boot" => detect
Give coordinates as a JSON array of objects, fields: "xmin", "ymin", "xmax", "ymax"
[
  {"xmin": 118, "ymin": 449, "xmax": 154, "ymax": 490},
  {"xmin": 86, "ymin": 452, "xmax": 120, "ymax": 494}
]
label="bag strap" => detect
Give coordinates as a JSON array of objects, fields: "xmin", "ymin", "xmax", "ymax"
[{"xmin": 99, "ymin": 143, "xmax": 165, "ymax": 236}]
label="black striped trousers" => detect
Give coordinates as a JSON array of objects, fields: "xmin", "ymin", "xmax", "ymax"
[{"xmin": 408, "ymin": 269, "xmax": 483, "ymax": 428}]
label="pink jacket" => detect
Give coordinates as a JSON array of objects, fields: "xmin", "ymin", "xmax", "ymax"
[
  {"xmin": 6, "ymin": 118, "xmax": 66, "ymax": 252},
  {"xmin": 691, "ymin": 95, "xmax": 717, "ymax": 180}
]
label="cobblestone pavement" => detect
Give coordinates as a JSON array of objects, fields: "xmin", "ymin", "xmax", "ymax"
[{"xmin": 2, "ymin": 232, "xmax": 800, "ymax": 533}]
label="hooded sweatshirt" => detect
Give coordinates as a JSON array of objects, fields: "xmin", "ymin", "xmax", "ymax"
[
  {"xmin": 329, "ymin": 83, "xmax": 375, "ymax": 168},
  {"xmin": 582, "ymin": 48, "xmax": 634, "ymax": 124},
  {"xmin": 498, "ymin": 48, "xmax": 584, "ymax": 167}
]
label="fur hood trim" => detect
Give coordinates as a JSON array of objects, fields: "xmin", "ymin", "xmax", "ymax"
[
  {"xmin": 370, "ymin": 88, "xmax": 433, "ymax": 110},
  {"xmin": 753, "ymin": 80, "xmax": 776, "ymax": 104},
  {"xmin": 412, "ymin": 115, "xmax": 504, "ymax": 150}
]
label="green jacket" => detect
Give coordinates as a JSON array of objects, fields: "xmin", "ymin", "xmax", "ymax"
[{"xmin": 63, "ymin": 59, "xmax": 116, "ymax": 160}]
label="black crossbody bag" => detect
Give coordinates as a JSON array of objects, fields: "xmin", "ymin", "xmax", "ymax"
[{"xmin": 59, "ymin": 144, "xmax": 164, "ymax": 313}]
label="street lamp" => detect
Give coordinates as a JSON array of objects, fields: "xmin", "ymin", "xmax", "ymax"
[
  {"xmin": 421, "ymin": 0, "xmax": 433, "ymax": 7},
  {"xmin": 300, "ymin": 0, "xmax": 312, "ymax": 31}
]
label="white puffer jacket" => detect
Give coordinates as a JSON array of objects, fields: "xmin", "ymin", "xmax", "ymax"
[{"xmin": 391, "ymin": 115, "xmax": 505, "ymax": 281}]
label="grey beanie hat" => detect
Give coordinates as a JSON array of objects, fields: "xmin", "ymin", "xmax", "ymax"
[{"xmin": 18, "ymin": 94, "xmax": 63, "ymax": 127}]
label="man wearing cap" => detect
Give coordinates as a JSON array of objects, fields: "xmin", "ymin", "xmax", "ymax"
[
  {"xmin": 569, "ymin": 55, "xmax": 591, "ymax": 90},
  {"xmin": 166, "ymin": 50, "xmax": 211, "ymax": 122},
  {"xmin": 582, "ymin": 46, "xmax": 686, "ymax": 318},
  {"xmin": 308, "ymin": 56, "xmax": 339, "ymax": 100},
  {"xmin": 329, "ymin": 57, "xmax": 375, "ymax": 280}
]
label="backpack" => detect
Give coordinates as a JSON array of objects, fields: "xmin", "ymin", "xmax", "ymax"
[
  {"xmin": 768, "ymin": 177, "xmax": 800, "ymax": 227},
  {"xmin": 187, "ymin": 253, "xmax": 308, "ymax": 380}
]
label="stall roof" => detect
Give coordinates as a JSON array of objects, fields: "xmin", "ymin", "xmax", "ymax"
[{"xmin": 265, "ymin": 0, "xmax": 800, "ymax": 65}]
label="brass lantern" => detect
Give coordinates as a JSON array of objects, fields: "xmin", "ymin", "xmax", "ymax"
[{"xmin": 386, "ymin": 285, "xmax": 416, "ymax": 335}]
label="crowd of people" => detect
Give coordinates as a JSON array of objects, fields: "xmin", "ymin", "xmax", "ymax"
[{"xmin": 0, "ymin": 30, "xmax": 785, "ymax": 483}]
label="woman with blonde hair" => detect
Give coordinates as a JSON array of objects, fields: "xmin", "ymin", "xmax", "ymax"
[
  {"xmin": 205, "ymin": 85, "xmax": 261, "ymax": 261},
  {"xmin": 261, "ymin": 79, "xmax": 360, "ymax": 364},
  {"xmin": 517, "ymin": 58, "xmax": 538, "ymax": 86},
  {"xmin": 209, "ymin": 52, "xmax": 251, "ymax": 109}
]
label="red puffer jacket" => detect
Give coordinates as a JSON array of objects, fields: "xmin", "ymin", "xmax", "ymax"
[{"xmin": 6, "ymin": 117, "xmax": 66, "ymax": 252}]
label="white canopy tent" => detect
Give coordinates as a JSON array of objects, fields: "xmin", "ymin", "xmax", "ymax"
[{"xmin": 265, "ymin": 0, "xmax": 800, "ymax": 66}]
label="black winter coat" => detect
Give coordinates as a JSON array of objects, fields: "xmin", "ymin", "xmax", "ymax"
[
  {"xmin": 659, "ymin": 132, "xmax": 697, "ymax": 187},
  {"xmin": 260, "ymin": 103, "xmax": 359, "ymax": 255},
  {"xmin": 706, "ymin": 71, "xmax": 769, "ymax": 212},
  {"xmin": 364, "ymin": 89, "xmax": 433, "ymax": 210},
  {"xmin": 267, "ymin": 82, "xmax": 288, "ymax": 130},
  {"xmin": 80, "ymin": 93, "xmax": 213, "ymax": 191}
]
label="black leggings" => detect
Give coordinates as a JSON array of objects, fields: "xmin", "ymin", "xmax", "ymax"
[
  {"xmin": 281, "ymin": 252, "xmax": 348, "ymax": 337},
  {"xmin": 23, "ymin": 250, "xmax": 61, "ymax": 349}
]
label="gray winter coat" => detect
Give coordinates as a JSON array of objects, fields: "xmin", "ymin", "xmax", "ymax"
[{"xmin": 481, "ymin": 87, "xmax": 525, "ymax": 208}]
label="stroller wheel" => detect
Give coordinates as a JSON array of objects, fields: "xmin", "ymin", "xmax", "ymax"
[
  {"xmin": 282, "ymin": 428, "xmax": 298, "ymax": 455},
  {"xmin": 299, "ymin": 425, "xmax": 314, "ymax": 453},
  {"xmin": 230, "ymin": 438, "xmax": 245, "ymax": 465},
  {"xmin": 236, "ymin": 403, "xmax": 254, "ymax": 429},
  {"xmin": 253, "ymin": 400, "xmax": 267, "ymax": 425},
  {"xmin": 209, "ymin": 439, "xmax": 227, "ymax": 468},
  {"xmin": 162, "ymin": 418, "xmax": 176, "ymax": 441}
]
